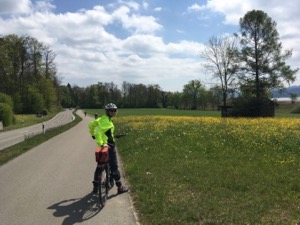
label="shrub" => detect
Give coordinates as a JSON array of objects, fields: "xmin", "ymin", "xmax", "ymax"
[
  {"xmin": 0, "ymin": 103, "xmax": 13, "ymax": 127},
  {"xmin": 0, "ymin": 92, "xmax": 13, "ymax": 109}
]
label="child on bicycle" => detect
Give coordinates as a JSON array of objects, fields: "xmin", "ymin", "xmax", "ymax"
[{"xmin": 88, "ymin": 103, "xmax": 128, "ymax": 194}]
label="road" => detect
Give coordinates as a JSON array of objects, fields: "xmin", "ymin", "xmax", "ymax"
[
  {"xmin": 0, "ymin": 110, "xmax": 138, "ymax": 225},
  {"xmin": 0, "ymin": 109, "xmax": 74, "ymax": 151}
]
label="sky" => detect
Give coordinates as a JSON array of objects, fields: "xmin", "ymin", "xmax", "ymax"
[{"xmin": 0, "ymin": 0, "xmax": 299, "ymax": 92}]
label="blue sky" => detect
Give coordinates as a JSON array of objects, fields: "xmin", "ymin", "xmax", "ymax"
[{"xmin": 0, "ymin": 0, "xmax": 299, "ymax": 92}]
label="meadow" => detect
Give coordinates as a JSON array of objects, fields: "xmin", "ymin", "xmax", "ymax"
[
  {"xmin": 85, "ymin": 105, "xmax": 300, "ymax": 225},
  {"xmin": 114, "ymin": 115, "xmax": 300, "ymax": 225},
  {"xmin": 85, "ymin": 101, "xmax": 300, "ymax": 118}
]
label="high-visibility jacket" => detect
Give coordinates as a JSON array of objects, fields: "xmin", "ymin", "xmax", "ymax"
[{"xmin": 88, "ymin": 114, "xmax": 115, "ymax": 146}]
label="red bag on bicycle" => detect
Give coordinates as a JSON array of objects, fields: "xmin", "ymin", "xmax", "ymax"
[{"xmin": 95, "ymin": 146, "xmax": 109, "ymax": 164}]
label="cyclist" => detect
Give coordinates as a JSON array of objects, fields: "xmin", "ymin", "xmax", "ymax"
[{"xmin": 88, "ymin": 103, "xmax": 128, "ymax": 194}]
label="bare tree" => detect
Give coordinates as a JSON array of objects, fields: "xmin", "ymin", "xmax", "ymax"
[
  {"xmin": 200, "ymin": 35, "xmax": 239, "ymax": 115},
  {"xmin": 43, "ymin": 45, "xmax": 57, "ymax": 79}
]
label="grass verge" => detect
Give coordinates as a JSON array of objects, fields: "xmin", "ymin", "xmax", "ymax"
[
  {"xmin": 1, "ymin": 111, "xmax": 62, "ymax": 132},
  {"xmin": 0, "ymin": 111, "xmax": 82, "ymax": 166},
  {"xmin": 116, "ymin": 116, "xmax": 300, "ymax": 225}
]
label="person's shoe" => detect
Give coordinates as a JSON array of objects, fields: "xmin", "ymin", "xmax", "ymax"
[{"xmin": 117, "ymin": 186, "xmax": 128, "ymax": 194}]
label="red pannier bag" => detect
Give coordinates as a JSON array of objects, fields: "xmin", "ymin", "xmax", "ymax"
[{"xmin": 95, "ymin": 146, "xmax": 109, "ymax": 164}]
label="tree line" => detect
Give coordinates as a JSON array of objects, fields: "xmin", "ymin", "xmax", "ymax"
[
  {"xmin": 1, "ymin": 10, "xmax": 299, "ymax": 126},
  {"xmin": 59, "ymin": 80, "xmax": 221, "ymax": 110},
  {"xmin": 0, "ymin": 34, "xmax": 59, "ymax": 114}
]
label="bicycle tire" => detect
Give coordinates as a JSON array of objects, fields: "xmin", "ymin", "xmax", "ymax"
[{"xmin": 98, "ymin": 167, "xmax": 108, "ymax": 207}]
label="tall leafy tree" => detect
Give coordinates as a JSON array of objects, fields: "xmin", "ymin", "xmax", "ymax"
[
  {"xmin": 182, "ymin": 80, "xmax": 207, "ymax": 110},
  {"xmin": 59, "ymin": 85, "xmax": 73, "ymax": 108},
  {"xmin": 147, "ymin": 84, "xmax": 161, "ymax": 108},
  {"xmin": 238, "ymin": 10, "xmax": 298, "ymax": 99},
  {"xmin": 0, "ymin": 34, "xmax": 59, "ymax": 113},
  {"xmin": 168, "ymin": 92, "xmax": 182, "ymax": 109}
]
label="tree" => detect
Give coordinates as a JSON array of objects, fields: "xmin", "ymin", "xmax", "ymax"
[
  {"xmin": 182, "ymin": 80, "xmax": 207, "ymax": 110},
  {"xmin": 0, "ymin": 34, "xmax": 59, "ymax": 113},
  {"xmin": 238, "ymin": 10, "xmax": 298, "ymax": 100},
  {"xmin": 290, "ymin": 93, "xmax": 298, "ymax": 104},
  {"xmin": 168, "ymin": 92, "xmax": 182, "ymax": 109},
  {"xmin": 200, "ymin": 35, "xmax": 239, "ymax": 114},
  {"xmin": 24, "ymin": 85, "xmax": 45, "ymax": 113},
  {"xmin": 39, "ymin": 78, "xmax": 57, "ymax": 111},
  {"xmin": 146, "ymin": 84, "xmax": 161, "ymax": 108},
  {"xmin": 208, "ymin": 85, "xmax": 223, "ymax": 110},
  {"xmin": 59, "ymin": 85, "xmax": 73, "ymax": 108},
  {"xmin": 43, "ymin": 45, "xmax": 57, "ymax": 80}
]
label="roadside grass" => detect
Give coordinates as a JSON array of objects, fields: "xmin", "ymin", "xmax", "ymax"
[
  {"xmin": 0, "ymin": 112, "xmax": 82, "ymax": 166},
  {"xmin": 1, "ymin": 111, "xmax": 61, "ymax": 132},
  {"xmin": 115, "ymin": 116, "xmax": 300, "ymax": 225}
]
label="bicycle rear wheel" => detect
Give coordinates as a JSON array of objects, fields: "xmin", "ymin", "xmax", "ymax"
[{"xmin": 98, "ymin": 167, "xmax": 108, "ymax": 206}]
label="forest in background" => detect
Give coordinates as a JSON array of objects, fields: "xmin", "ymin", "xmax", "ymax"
[{"xmin": 1, "ymin": 10, "xmax": 299, "ymax": 123}]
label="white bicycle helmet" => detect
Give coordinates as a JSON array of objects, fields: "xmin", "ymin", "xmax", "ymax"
[{"xmin": 105, "ymin": 103, "xmax": 118, "ymax": 111}]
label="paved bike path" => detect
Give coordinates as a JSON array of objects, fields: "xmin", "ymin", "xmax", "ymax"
[
  {"xmin": 0, "ymin": 110, "xmax": 139, "ymax": 225},
  {"xmin": 0, "ymin": 109, "xmax": 74, "ymax": 151}
]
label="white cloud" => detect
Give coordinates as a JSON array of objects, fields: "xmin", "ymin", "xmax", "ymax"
[
  {"xmin": 143, "ymin": 2, "xmax": 149, "ymax": 10},
  {"xmin": 0, "ymin": 0, "xmax": 56, "ymax": 15},
  {"xmin": 117, "ymin": 0, "xmax": 140, "ymax": 11},
  {"xmin": 0, "ymin": 0, "xmax": 299, "ymax": 91},
  {"xmin": 0, "ymin": 2, "xmax": 202, "ymax": 91},
  {"xmin": 34, "ymin": 0, "xmax": 56, "ymax": 13},
  {"xmin": 187, "ymin": 4, "xmax": 207, "ymax": 12},
  {"xmin": 111, "ymin": 6, "xmax": 162, "ymax": 34},
  {"xmin": 0, "ymin": 0, "xmax": 32, "ymax": 15},
  {"xmin": 154, "ymin": 7, "xmax": 162, "ymax": 12}
]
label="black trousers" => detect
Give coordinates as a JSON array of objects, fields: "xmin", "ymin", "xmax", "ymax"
[{"xmin": 93, "ymin": 145, "xmax": 122, "ymax": 187}]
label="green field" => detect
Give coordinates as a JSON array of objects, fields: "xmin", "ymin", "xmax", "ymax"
[
  {"xmin": 85, "ymin": 108, "xmax": 220, "ymax": 117},
  {"xmin": 85, "ymin": 101, "xmax": 300, "ymax": 118},
  {"xmin": 86, "ymin": 105, "xmax": 300, "ymax": 224},
  {"xmin": 114, "ymin": 115, "xmax": 300, "ymax": 225}
]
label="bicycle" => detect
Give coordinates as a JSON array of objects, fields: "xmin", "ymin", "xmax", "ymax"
[{"xmin": 94, "ymin": 146, "xmax": 114, "ymax": 207}]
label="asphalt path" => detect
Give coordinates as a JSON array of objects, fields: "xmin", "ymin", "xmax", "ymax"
[
  {"xmin": 0, "ymin": 110, "xmax": 138, "ymax": 225},
  {"xmin": 0, "ymin": 109, "xmax": 75, "ymax": 151}
]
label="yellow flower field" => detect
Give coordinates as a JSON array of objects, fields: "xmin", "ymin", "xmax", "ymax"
[{"xmin": 116, "ymin": 116, "xmax": 300, "ymax": 225}]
